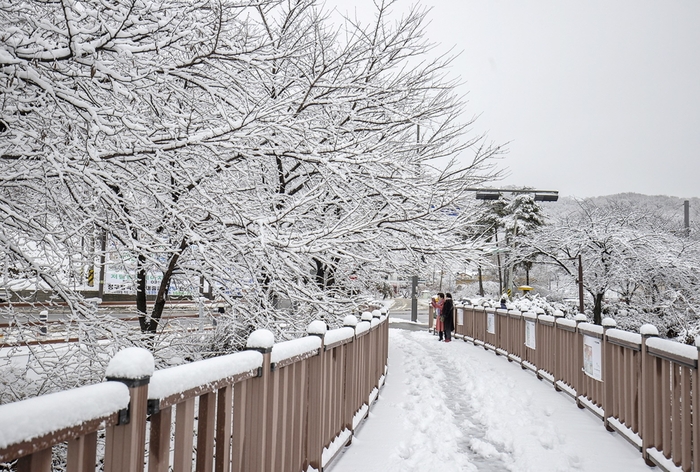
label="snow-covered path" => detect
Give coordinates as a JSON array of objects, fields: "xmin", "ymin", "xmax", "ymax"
[{"xmin": 329, "ymin": 329, "xmax": 652, "ymax": 472}]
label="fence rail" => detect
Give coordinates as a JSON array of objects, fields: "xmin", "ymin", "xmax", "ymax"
[
  {"xmin": 0, "ymin": 311, "xmax": 389, "ymax": 472},
  {"xmin": 434, "ymin": 304, "xmax": 700, "ymax": 472}
]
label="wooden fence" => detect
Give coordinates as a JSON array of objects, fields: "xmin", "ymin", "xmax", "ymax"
[
  {"xmin": 433, "ymin": 304, "xmax": 700, "ymax": 472},
  {"xmin": 0, "ymin": 311, "xmax": 389, "ymax": 472}
]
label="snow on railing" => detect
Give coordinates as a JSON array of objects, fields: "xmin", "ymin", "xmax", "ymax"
[
  {"xmin": 450, "ymin": 305, "xmax": 700, "ymax": 472},
  {"xmin": 0, "ymin": 314, "xmax": 390, "ymax": 472}
]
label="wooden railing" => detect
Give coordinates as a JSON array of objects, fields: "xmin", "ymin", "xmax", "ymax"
[
  {"xmin": 0, "ymin": 311, "xmax": 389, "ymax": 472},
  {"xmin": 437, "ymin": 304, "xmax": 700, "ymax": 472}
]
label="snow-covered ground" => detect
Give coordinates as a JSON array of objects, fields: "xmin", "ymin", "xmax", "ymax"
[{"xmin": 329, "ymin": 329, "xmax": 653, "ymax": 472}]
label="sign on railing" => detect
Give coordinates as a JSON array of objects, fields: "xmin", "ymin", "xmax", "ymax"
[{"xmin": 451, "ymin": 305, "xmax": 700, "ymax": 472}]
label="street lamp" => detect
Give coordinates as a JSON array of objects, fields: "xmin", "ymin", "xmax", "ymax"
[
  {"xmin": 475, "ymin": 191, "xmax": 501, "ymax": 201},
  {"xmin": 471, "ymin": 188, "xmax": 559, "ymax": 202},
  {"xmin": 473, "ymin": 187, "xmax": 559, "ymax": 297}
]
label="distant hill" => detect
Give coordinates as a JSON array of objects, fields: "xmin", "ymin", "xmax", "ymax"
[{"xmin": 542, "ymin": 193, "xmax": 700, "ymax": 229}]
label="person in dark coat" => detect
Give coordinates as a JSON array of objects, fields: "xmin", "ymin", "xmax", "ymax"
[{"xmin": 442, "ymin": 293, "xmax": 455, "ymax": 342}]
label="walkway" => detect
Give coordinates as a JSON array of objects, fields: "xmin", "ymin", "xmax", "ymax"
[{"xmin": 329, "ymin": 329, "xmax": 653, "ymax": 472}]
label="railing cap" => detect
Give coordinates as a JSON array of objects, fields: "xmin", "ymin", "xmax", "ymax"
[
  {"xmin": 105, "ymin": 347, "xmax": 154, "ymax": 383},
  {"xmin": 361, "ymin": 311, "xmax": 373, "ymax": 322},
  {"xmin": 574, "ymin": 313, "xmax": 588, "ymax": 323},
  {"xmin": 246, "ymin": 329, "xmax": 275, "ymax": 350},
  {"xmin": 553, "ymin": 309, "xmax": 565, "ymax": 318},
  {"xmin": 640, "ymin": 324, "xmax": 659, "ymax": 337},
  {"xmin": 372, "ymin": 309, "xmax": 382, "ymax": 318},
  {"xmin": 343, "ymin": 315, "xmax": 359, "ymax": 327},
  {"xmin": 601, "ymin": 317, "xmax": 617, "ymax": 328},
  {"xmin": 307, "ymin": 320, "xmax": 328, "ymax": 336}
]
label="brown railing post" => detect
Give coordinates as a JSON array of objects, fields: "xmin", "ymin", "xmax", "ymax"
[
  {"xmin": 103, "ymin": 348, "xmax": 154, "ymax": 472},
  {"xmin": 573, "ymin": 314, "xmax": 588, "ymax": 407},
  {"xmin": 640, "ymin": 323, "xmax": 659, "ymax": 466},
  {"xmin": 428, "ymin": 304, "xmax": 434, "ymax": 332},
  {"xmin": 305, "ymin": 321, "xmax": 327, "ymax": 471},
  {"xmin": 553, "ymin": 310, "xmax": 564, "ymax": 386},
  {"xmin": 243, "ymin": 329, "xmax": 274, "ymax": 472},
  {"xmin": 343, "ymin": 315, "xmax": 359, "ymax": 437},
  {"xmin": 694, "ymin": 339, "xmax": 700, "ymax": 472},
  {"xmin": 602, "ymin": 317, "xmax": 617, "ymax": 432}
]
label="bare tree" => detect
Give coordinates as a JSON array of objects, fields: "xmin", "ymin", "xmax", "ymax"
[{"xmin": 0, "ymin": 0, "xmax": 503, "ymax": 395}]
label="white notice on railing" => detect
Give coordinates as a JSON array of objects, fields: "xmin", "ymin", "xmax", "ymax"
[
  {"xmin": 525, "ymin": 320, "xmax": 536, "ymax": 350},
  {"xmin": 457, "ymin": 309, "xmax": 463, "ymax": 326},
  {"xmin": 583, "ymin": 335, "xmax": 602, "ymax": 381},
  {"xmin": 487, "ymin": 312, "xmax": 495, "ymax": 334}
]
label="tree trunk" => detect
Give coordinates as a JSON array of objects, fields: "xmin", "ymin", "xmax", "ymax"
[
  {"xmin": 136, "ymin": 254, "xmax": 148, "ymax": 332},
  {"xmin": 146, "ymin": 237, "xmax": 188, "ymax": 334},
  {"xmin": 593, "ymin": 292, "xmax": 604, "ymax": 325}
]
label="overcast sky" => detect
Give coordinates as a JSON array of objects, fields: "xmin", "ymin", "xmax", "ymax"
[{"xmin": 324, "ymin": 0, "xmax": 700, "ymax": 199}]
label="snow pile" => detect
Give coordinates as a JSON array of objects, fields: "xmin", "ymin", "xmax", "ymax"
[
  {"xmin": 307, "ymin": 320, "xmax": 328, "ymax": 336},
  {"xmin": 331, "ymin": 329, "xmax": 651, "ymax": 472},
  {"xmin": 355, "ymin": 322, "xmax": 371, "ymax": 336},
  {"xmin": 246, "ymin": 329, "xmax": 275, "ymax": 350},
  {"xmin": 148, "ymin": 351, "xmax": 262, "ymax": 400},
  {"xmin": 0, "ymin": 382, "xmax": 129, "ymax": 449},
  {"xmin": 271, "ymin": 337, "xmax": 321, "ymax": 364},
  {"xmin": 606, "ymin": 329, "xmax": 642, "ymax": 346},
  {"xmin": 325, "ymin": 327, "xmax": 355, "ymax": 346},
  {"xmin": 640, "ymin": 324, "xmax": 660, "ymax": 337},
  {"xmin": 322, "ymin": 428, "xmax": 352, "ymax": 467},
  {"xmin": 105, "ymin": 347, "xmax": 154, "ymax": 380},
  {"xmin": 646, "ymin": 337, "xmax": 698, "ymax": 363}
]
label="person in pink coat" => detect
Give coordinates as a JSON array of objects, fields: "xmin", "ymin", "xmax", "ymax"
[{"xmin": 431, "ymin": 293, "xmax": 445, "ymax": 341}]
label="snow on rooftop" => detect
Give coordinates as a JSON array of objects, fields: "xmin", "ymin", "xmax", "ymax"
[
  {"xmin": 246, "ymin": 329, "xmax": 275, "ymax": 350},
  {"xmin": 148, "ymin": 351, "xmax": 262, "ymax": 401},
  {"xmin": 105, "ymin": 347, "xmax": 154, "ymax": 380},
  {"xmin": 271, "ymin": 337, "xmax": 321, "ymax": 364},
  {"xmin": 0, "ymin": 382, "xmax": 129, "ymax": 449}
]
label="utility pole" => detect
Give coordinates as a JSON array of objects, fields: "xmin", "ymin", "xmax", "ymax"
[
  {"xmin": 503, "ymin": 216, "xmax": 518, "ymax": 298},
  {"xmin": 684, "ymin": 200, "xmax": 690, "ymax": 237},
  {"xmin": 577, "ymin": 254, "xmax": 584, "ymax": 314},
  {"xmin": 410, "ymin": 275, "xmax": 418, "ymax": 322}
]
